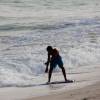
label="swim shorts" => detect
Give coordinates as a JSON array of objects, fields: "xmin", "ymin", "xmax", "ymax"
[{"xmin": 50, "ymin": 55, "xmax": 63, "ymax": 68}]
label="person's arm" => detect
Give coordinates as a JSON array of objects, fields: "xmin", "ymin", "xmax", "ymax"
[{"xmin": 45, "ymin": 53, "xmax": 50, "ymax": 73}]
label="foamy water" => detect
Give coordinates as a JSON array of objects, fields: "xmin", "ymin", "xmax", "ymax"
[{"xmin": 0, "ymin": 0, "xmax": 100, "ymax": 87}]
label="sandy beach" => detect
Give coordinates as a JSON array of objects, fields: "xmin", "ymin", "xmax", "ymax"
[
  {"xmin": 25, "ymin": 67, "xmax": 100, "ymax": 100},
  {"xmin": 27, "ymin": 81, "xmax": 100, "ymax": 100},
  {"xmin": 0, "ymin": 66, "xmax": 100, "ymax": 100}
]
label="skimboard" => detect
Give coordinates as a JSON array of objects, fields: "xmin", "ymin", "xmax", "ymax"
[
  {"xmin": 15, "ymin": 80, "xmax": 75, "ymax": 87},
  {"xmin": 38, "ymin": 80, "xmax": 75, "ymax": 86}
]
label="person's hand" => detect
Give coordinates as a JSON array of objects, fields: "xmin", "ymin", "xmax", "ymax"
[
  {"xmin": 44, "ymin": 62, "xmax": 49, "ymax": 73},
  {"xmin": 45, "ymin": 68, "xmax": 48, "ymax": 73},
  {"xmin": 44, "ymin": 62, "xmax": 47, "ymax": 65},
  {"xmin": 44, "ymin": 61, "xmax": 49, "ymax": 66}
]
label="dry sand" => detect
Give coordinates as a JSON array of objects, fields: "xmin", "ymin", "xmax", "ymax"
[{"xmin": 27, "ymin": 82, "xmax": 100, "ymax": 100}]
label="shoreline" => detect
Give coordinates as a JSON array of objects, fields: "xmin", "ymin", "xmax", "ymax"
[
  {"xmin": 27, "ymin": 81, "xmax": 100, "ymax": 100},
  {"xmin": 0, "ymin": 67, "xmax": 100, "ymax": 100},
  {"xmin": 26, "ymin": 67, "xmax": 100, "ymax": 100}
]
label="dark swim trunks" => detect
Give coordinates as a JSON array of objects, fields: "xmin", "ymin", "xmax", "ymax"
[{"xmin": 50, "ymin": 55, "xmax": 63, "ymax": 68}]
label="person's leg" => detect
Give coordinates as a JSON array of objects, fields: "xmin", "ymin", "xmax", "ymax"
[
  {"xmin": 57, "ymin": 56, "xmax": 67, "ymax": 81},
  {"xmin": 48, "ymin": 66, "xmax": 53, "ymax": 83},
  {"xmin": 48, "ymin": 59, "xmax": 56, "ymax": 83},
  {"xmin": 60, "ymin": 66, "xmax": 67, "ymax": 81},
  {"xmin": 45, "ymin": 65, "xmax": 48, "ymax": 73}
]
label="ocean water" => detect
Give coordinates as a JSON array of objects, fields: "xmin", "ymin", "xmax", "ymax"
[{"xmin": 0, "ymin": 0, "xmax": 100, "ymax": 87}]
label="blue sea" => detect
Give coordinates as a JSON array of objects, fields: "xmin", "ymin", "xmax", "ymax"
[{"xmin": 0, "ymin": 0, "xmax": 100, "ymax": 87}]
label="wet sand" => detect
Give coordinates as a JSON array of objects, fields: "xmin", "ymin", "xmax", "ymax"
[
  {"xmin": 28, "ymin": 81, "xmax": 100, "ymax": 100},
  {"xmin": 0, "ymin": 67, "xmax": 100, "ymax": 100}
]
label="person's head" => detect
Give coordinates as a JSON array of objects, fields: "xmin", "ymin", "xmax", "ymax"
[{"xmin": 46, "ymin": 46, "xmax": 53, "ymax": 52}]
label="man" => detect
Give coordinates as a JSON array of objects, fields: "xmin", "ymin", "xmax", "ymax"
[{"xmin": 45, "ymin": 46, "xmax": 67, "ymax": 83}]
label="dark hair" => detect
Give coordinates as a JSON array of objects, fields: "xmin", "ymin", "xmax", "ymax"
[{"xmin": 46, "ymin": 46, "xmax": 53, "ymax": 51}]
